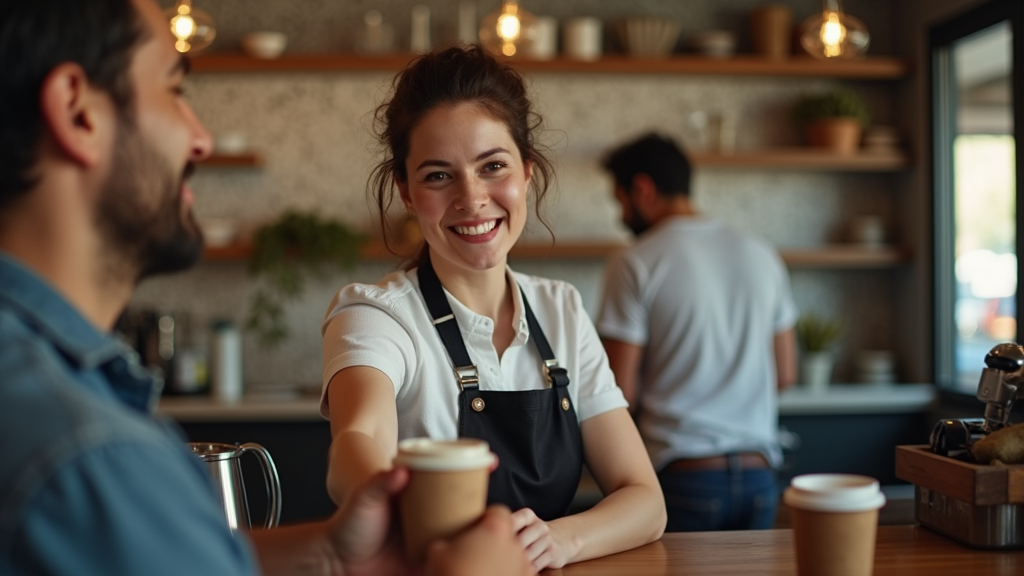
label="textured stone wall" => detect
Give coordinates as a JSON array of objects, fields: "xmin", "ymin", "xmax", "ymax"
[{"xmin": 136, "ymin": 0, "xmax": 903, "ymax": 390}]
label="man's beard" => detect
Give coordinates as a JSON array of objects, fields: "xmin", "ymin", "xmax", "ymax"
[
  {"xmin": 626, "ymin": 196, "xmax": 651, "ymax": 236},
  {"xmin": 95, "ymin": 117, "xmax": 204, "ymax": 283}
]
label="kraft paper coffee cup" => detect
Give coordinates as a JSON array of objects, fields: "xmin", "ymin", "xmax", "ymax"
[
  {"xmin": 393, "ymin": 438, "xmax": 495, "ymax": 563},
  {"xmin": 784, "ymin": 474, "xmax": 886, "ymax": 576}
]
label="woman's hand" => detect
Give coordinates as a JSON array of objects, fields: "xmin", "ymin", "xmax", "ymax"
[
  {"xmin": 511, "ymin": 508, "xmax": 582, "ymax": 572},
  {"xmin": 426, "ymin": 506, "xmax": 534, "ymax": 576}
]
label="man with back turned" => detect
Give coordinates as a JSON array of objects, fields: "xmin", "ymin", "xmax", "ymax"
[{"xmin": 597, "ymin": 133, "xmax": 799, "ymax": 532}]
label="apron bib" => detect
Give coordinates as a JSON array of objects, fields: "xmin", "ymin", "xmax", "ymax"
[{"xmin": 417, "ymin": 255, "xmax": 583, "ymax": 521}]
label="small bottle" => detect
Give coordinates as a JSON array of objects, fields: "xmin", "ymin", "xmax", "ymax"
[
  {"xmin": 172, "ymin": 313, "xmax": 209, "ymax": 395},
  {"xmin": 211, "ymin": 319, "xmax": 243, "ymax": 403},
  {"xmin": 410, "ymin": 4, "xmax": 431, "ymax": 52},
  {"xmin": 458, "ymin": 1, "xmax": 477, "ymax": 44}
]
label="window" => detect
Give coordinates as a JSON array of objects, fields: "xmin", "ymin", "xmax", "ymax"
[{"xmin": 932, "ymin": 0, "xmax": 1023, "ymax": 392}]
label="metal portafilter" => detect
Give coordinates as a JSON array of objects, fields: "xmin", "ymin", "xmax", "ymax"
[{"xmin": 930, "ymin": 342, "xmax": 1024, "ymax": 457}]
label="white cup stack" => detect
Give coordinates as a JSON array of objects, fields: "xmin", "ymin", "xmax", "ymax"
[{"xmin": 857, "ymin": 350, "xmax": 895, "ymax": 385}]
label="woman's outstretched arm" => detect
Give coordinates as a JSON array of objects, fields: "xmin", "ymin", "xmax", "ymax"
[{"xmin": 326, "ymin": 366, "xmax": 400, "ymax": 507}]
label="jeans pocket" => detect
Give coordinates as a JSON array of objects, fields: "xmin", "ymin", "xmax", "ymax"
[
  {"xmin": 747, "ymin": 491, "xmax": 779, "ymax": 530},
  {"xmin": 665, "ymin": 493, "xmax": 725, "ymax": 532}
]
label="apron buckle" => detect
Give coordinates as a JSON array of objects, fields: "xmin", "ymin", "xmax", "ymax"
[
  {"xmin": 544, "ymin": 359, "xmax": 568, "ymax": 388},
  {"xmin": 454, "ymin": 364, "xmax": 480, "ymax": 391}
]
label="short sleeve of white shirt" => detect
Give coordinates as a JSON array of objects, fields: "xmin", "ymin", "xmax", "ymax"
[
  {"xmin": 768, "ymin": 252, "xmax": 800, "ymax": 332},
  {"xmin": 597, "ymin": 250, "xmax": 650, "ymax": 347},
  {"xmin": 550, "ymin": 279, "xmax": 629, "ymax": 422}
]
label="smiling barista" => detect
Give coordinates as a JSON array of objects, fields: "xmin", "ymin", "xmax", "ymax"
[{"xmin": 321, "ymin": 46, "xmax": 666, "ymax": 573}]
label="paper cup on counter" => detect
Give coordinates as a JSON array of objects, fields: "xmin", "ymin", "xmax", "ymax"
[
  {"xmin": 394, "ymin": 438, "xmax": 495, "ymax": 563},
  {"xmin": 784, "ymin": 474, "xmax": 886, "ymax": 576}
]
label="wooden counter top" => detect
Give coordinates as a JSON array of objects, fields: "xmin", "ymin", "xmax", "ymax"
[
  {"xmin": 156, "ymin": 383, "xmax": 936, "ymax": 422},
  {"xmin": 546, "ymin": 525, "xmax": 1023, "ymax": 575}
]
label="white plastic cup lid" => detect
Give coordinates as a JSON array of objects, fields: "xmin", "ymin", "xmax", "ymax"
[
  {"xmin": 783, "ymin": 473, "xmax": 886, "ymax": 512},
  {"xmin": 393, "ymin": 438, "xmax": 495, "ymax": 472}
]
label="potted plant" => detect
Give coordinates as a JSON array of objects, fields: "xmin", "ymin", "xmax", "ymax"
[
  {"xmin": 795, "ymin": 312, "xmax": 845, "ymax": 393},
  {"xmin": 246, "ymin": 210, "xmax": 368, "ymax": 348},
  {"xmin": 791, "ymin": 89, "xmax": 871, "ymax": 155}
]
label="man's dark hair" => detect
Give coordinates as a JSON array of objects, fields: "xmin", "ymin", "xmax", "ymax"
[
  {"xmin": 601, "ymin": 133, "xmax": 692, "ymax": 198},
  {"xmin": 0, "ymin": 0, "xmax": 146, "ymax": 209}
]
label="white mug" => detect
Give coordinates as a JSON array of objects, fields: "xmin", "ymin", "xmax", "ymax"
[
  {"xmin": 564, "ymin": 17, "xmax": 602, "ymax": 61},
  {"xmin": 529, "ymin": 16, "xmax": 558, "ymax": 60}
]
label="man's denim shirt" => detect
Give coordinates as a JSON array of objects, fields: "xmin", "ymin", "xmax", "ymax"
[{"xmin": 0, "ymin": 255, "xmax": 256, "ymax": 575}]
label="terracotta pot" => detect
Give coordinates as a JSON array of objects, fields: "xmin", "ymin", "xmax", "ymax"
[{"xmin": 805, "ymin": 118, "xmax": 862, "ymax": 155}]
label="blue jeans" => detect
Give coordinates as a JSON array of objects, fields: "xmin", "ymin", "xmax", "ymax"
[{"xmin": 658, "ymin": 456, "xmax": 778, "ymax": 532}]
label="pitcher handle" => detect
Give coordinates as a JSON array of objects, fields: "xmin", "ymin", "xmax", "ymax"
[{"xmin": 238, "ymin": 443, "xmax": 282, "ymax": 528}]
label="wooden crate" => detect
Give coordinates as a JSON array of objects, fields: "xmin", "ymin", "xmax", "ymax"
[{"xmin": 895, "ymin": 444, "xmax": 1024, "ymax": 506}]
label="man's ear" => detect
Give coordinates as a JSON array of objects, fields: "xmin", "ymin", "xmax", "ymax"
[
  {"xmin": 630, "ymin": 173, "xmax": 659, "ymax": 206},
  {"xmin": 38, "ymin": 63, "xmax": 113, "ymax": 168}
]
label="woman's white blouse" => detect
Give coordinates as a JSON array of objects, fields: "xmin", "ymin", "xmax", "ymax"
[{"xmin": 320, "ymin": 267, "xmax": 627, "ymax": 441}]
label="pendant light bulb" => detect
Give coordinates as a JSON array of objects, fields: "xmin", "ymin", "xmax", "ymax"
[
  {"xmin": 798, "ymin": 0, "xmax": 869, "ymax": 60},
  {"xmin": 497, "ymin": 4, "xmax": 522, "ymax": 40},
  {"xmin": 479, "ymin": 1, "xmax": 537, "ymax": 58},
  {"xmin": 820, "ymin": 10, "xmax": 846, "ymax": 57},
  {"xmin": 165, "ymin": 0, "xmax": 217, "ymax": 54}
]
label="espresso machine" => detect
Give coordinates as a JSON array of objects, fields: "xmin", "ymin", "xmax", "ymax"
[{"xmin": 896, "ymin": 343, "xmax": 1024, "ymax": 549}]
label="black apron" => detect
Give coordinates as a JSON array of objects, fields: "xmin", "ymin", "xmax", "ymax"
[{"xmin": 417, "ymin": 255, "xmax": 583, "ymax": 521}]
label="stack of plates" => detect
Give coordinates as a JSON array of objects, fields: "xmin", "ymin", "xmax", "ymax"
[{"xmin": 616, "ymin": 18, "xmax": 681, "ymax": 58}]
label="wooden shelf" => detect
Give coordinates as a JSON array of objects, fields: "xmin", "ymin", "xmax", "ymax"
[
  {"xmin": 204, "ymin": 241, "xmax": 908, "ymax": 268},
  {"xmin": 360, "ymin": 241, "xmax": 626, "ymax": 260},
  {"xmin": 782, "ymin": 245, "xmax": 908, "ymax": 268},
  {"xmin": 205, "ymin": 241, "xmax": 628, "ymax": 262},
  {"xmin": 195, "ymin": 149, "xmax": 906, "ymax": 171},
  {"xmin": 202, "ymin": 243, "xmax": 254, "ymax": 261},
  {"xmin": 199, "ymin": 153, "xmax": 264, "ymax": 167},
  {"xmin": 191, "ymin": 53, "xmax": 909, "ymax": 79},
  {"xmin": 692, "ymin": 148, "xmax": 910, "ymax": 171}
]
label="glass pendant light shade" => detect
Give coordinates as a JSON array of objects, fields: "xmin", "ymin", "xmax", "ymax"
[
  {"xmin": 798, "ymin": 0, "xmax": 869, "ymax": 60},
  {"xmin": 478, "ymin": 1, "xmax": 537, "ymax": 57},
  {"xmin": 165, "ymin": 0, "xmax": 216, "ymax": 54}
]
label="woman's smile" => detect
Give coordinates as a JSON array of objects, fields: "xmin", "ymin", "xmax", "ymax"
[{"xmin": 451, "ymin": 218, "xmax": 502, "ymax": 240}]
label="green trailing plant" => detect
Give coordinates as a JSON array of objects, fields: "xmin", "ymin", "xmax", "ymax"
[
  {"xmin": 795, "ymin": 312, "xmax": 845, "ymax": 353},
  {"xmin": 791, "ymin": 89, "xmax": 871, "ymax": 128},
  {"xmin": 247, "ymin": 210, "xmax": 367, "ymax": 348}
]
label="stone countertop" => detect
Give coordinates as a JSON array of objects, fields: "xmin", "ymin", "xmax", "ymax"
[
  {"xmin": 158, "ymin": 393, "xmax": 325, "ymax": 422},
  {"xmin": 157, "ymin": 383, "xmax": 938, "ymax": 422},
  {"xmin": 778, "ymin": 383, "xmax": 936, "ymax": 416}
]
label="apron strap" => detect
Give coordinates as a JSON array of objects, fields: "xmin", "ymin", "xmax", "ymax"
[
  {"xmin": 417, "ymin": 253, "xmax": 479, "ymax": 390},
  {"xmin": 416, "ymin": 252, "xmax": 569, "ymax": 391},
  {"xmin": 520, "ymin": 292, "xmax": 570, "ymax": 389}
]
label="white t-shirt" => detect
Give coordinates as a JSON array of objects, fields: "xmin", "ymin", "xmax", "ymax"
[
  {"xmin": 321, "ymin": 267, "xmax": 627, "ymax": 442},
  {"xmin": 597, "ymin": 217, "xmax": 798, "ymax": 469}
]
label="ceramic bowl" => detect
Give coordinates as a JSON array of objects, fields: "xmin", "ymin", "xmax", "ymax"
[
  {"xmin": 199, "ymin": 219, "xmax": 239, "ymax": 247},
  {"xmin": 691, "ymin": 30, "xmax": 736, "ymax": 58},
  {"xmin": 242, "ymin": 32, "xmax": 288, "ymax": 59},
  {"xmin": 617, "ymin": 18, "xmax": 681, "ymax": 58},
  {"xmin": 214, "ymin": 132, "xmax": 248, "ymax": 156}
]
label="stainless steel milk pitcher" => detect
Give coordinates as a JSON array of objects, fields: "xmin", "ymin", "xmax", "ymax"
[{"xmin": 188, "ymin": 442, "xmax": 282, "ymax": 530}]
